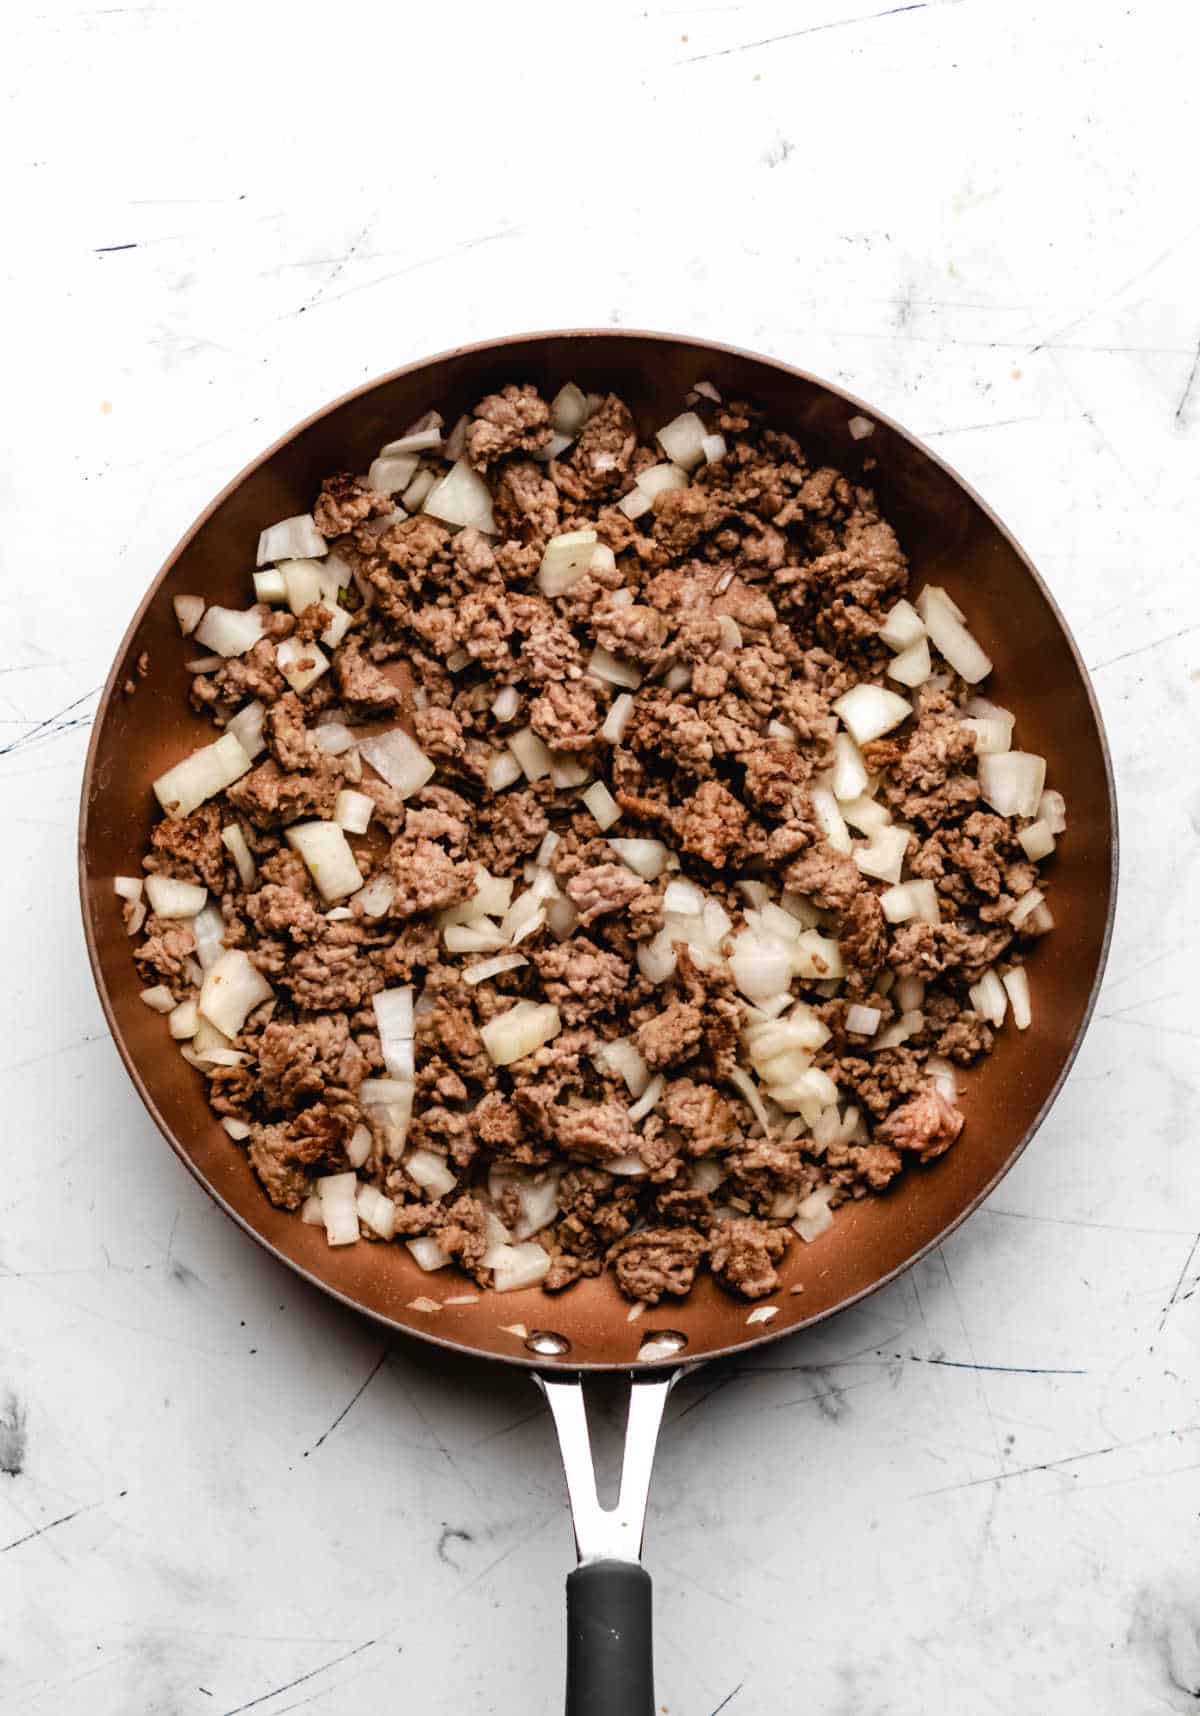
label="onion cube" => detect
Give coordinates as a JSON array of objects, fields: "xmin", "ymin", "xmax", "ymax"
[
  {"xmin": 423, "ymin": 458, "xmax": 496, "ymax": 534},
  {"xmin": 480, "ymin": 1000, "xmax": 561, "ymax": 1067},
  {"xmin": 833, "ymin": 683, "xmax": 912, "ymax": 745},
  {"xmin": 916, "ymin": 586, "xmax": 993, "ymax": 683},
  {"xmin": 655, "ymin": 411, "xmax": 708, "ymax": 471},
  {"xmin": 581, "ymin": 781, "xmax": 620, "ymax": 830},
  {"xmin": 154, "ymin": 731, "xmax": 253, "ymax": 818},
  {"xmin": 1017, "ymin": 819, "xmax": 1056, "ymax": 861},
  {"xmin": 173, "ymin": 594, "xmax": 205, "ymax": 636},
  {"xmin": 878, "ymin": 599, "xmax": 925, "ymax": 651},
  {"xmin": 317, "ymin": 1172, "xmax": 360, "ymax": 1246},
  {"xmin": 276, "ymin": 636, "xmax": 329, "ymax": 694},
  {"xmin": 198, "ymin": 949, "xmax": 273, "ymax": 1038},
  {"xmin": 227, "ymin": 699, "xmax": 267, "ymax": 760},
  {"xmin": 538, "ymin": 528, "xmax": 598, "ymax": 596},
  {"xmin": 887, "ymin": 636, "xmax": 932, "ymax": 688},
  {"xmin": 194, "ymin": 605, "xmax": 268, "ymax": 658},
  {"xmin": 334, "ymin": 788, "xmax": 374, "ymax": 834},
  {"xmin": 145, "ymin": 874, "xmax": 207, "ymax": 918},
  {"xmin": 258, "ymin": 515, "xmax": 328, "ymax": 565},
  {"xmin": 978, "ymin": 752, "xmax": 1046, "ymax": 819},
  {"xmin": 285, "ymin": 820, "xmax": 364, "ymax": 902}
]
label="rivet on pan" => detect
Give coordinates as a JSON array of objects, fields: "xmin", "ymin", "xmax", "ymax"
[
  {"xmin": 637, "ymin": 1330, "xmax": 687, "ymax": 1363},
  {"xmin": 525, "ymin": 1329, "xmax": 571, "ymax": 1357}
]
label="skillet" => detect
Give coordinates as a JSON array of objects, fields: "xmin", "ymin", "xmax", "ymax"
[{"xmin": 78, "ymin": 330, "xmax": 1117, "ymax": 1712}]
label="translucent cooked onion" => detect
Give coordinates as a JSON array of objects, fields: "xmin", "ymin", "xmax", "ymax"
[
  {"xmin": 347, "ymin": 1124, "xmax": 372, "ymax": 1168},
  {"xmin": 962, "ymin": 715, "xmax": 1012, "ymax": 755},
  {"xmin": 978, "ymin": 751, "xmax": 1046, "ymax": 819},
  {"xmin": 926, "ymin": 1056, "xmax": 958, "ymax": 1101},
  {"xmin": 831, "ymin": 732, "xmax": 869, "ymax": 802},
  {"xmin": 373, "ymin": 986, "xmax": 414, "ymax": 1079},
  {"xmin": 491, "ymin": 684, "xmax": 520, "ymax": 722},
  {"xmin": 833, "ymin": 683, "xmax": 912, "ymax": 745},
  {"xmin": 887, "ymin": 636, "xmax": 932, "ymax": 688},
  {"xmin": 879, "ymin": 879, "xmax": 940, "ymax": 924},
  {"xmin": 1002, "ymin": 966, "xmax": 1032, "ymax": 1029},
  {"xmin": 193, "ymin": 603, "xmax": 268, "ymax": 659},
  {"xmin": 601, "ymin": 693, "xmax": 635, "ymax": 744},
  {"xmin": 593, "ymin": 1037, "xmax": 652, "ymax": 1098},
  {"xmin": 853, "ymin": 824, "xmax": 910, "ymax": 885},
  {"xmin": 185, "ymin": 655, "xmax": 223, "ymax": 674},
  {"xmin": 840, "ymin": 794, "xmax": 893, "ymax": 835},
  {"xmin": 549, "ymin": 752, "xmax": 590, "ymax": 789},
  {"xmin": 871, "ymin": 1008, "xmax": 925, "ymax": 1049},
  {"xmin": 656, "ymin": 411, "xmax": 707, "ymax": 471},
  {"xmin": 356, "ymin": 1184, "xmax": 397, "ymax": 1240},
  {"xmin": 916, "ymin": 586, "xmax": 993, "ymax": 683},
  {"xmin": 588, "ymin": 647, "xmax": 642, "ymax": 690},
  {"xmin": 359, "ymin": 728, "xmax": 436, "ymax": 797},
  {"xmin": 488, "ymin": 750, "xmax": 523, "ymax": 791},
  {"xmin": 285, "ymin": 821, "xmax": 364, "ymax": 902},
  {"xmin": 1018, "ymin": 819, "xmax": 1056, "ymax": 861},
  {"xmin": 537, "ymin": 528, "xmax": 598, "ymax": 596},
  {"xmin": 190, "ymin": 903, "xmax": 226, "ymax": 969},
  {"xmin": 113, "ymin": 875, "xmax": 144, "ymax": 902},
  {"xmin": 317, "ymin": 1172, "xmax": 360, "ymax": 1246},
  {"xmin": 628, "ymin": 1073, "xmax": 666, "ymax": 1124},
  {"xmin": 845, "ymin": 1003, "xmax": 882, "ymax": 1036},
  {"xmin": 145, "ymin": 874, "xmax": 207, "ymax": 918},
  {"xmin": 878, "ymin": 599, "xmax": 925, "ymax": 651},
  {"xmin": 968, "ymin": 969, "xmax": 1007, "ymax": 1027},
  {"xmin": 281, "ymin": 560, "xmax": 322, "ymax": 615},
  {"xmin": 607, "ymin": 837, "xmax": 669, "ymax": 879},
  {"xmin": 139, "ymin": 984, "xmax": 175, "ymax": 1013},
  {"xmin": 847, "ymin": 414, "xmax": 875, "ymax": 441},
  {"xmin": 423, "ymin": 458, "xmax": 496, "ymax": 533},
  {"xmin": 551, "ymin": 381, "xmax": 590, "ymax": 435},
  {"xmin": 444, "ymin": 921, "xmax": 507, "ymax": 953},
  {"xmin": 793, "ymin": 1186, "xmax": 835, "ymax": 1243},
  {"xmin": 581, "ymin": 780, "xmax": 621, "ymax": 830},
  {"xmin": 173, "ymin": 594, "xmax": 204, "ymax": 636},
  {"xmin": 637, "ymin": 933, "xmax": 677, "ymax": 986},
  {"xmin": 368, "ymin": 454, "xmax": 418, "ymax": 495},
  {"xmin": 480, "ymin": 1000, "xmax": 561, "ymax": 1067},
  {"xmin": 168, "ymin": 998, "xmax": 198, "ymax": 1040},
  {"xmin": 1008, "ymin": 887, "xmax": 1045, "ymax": 928},
  {"xmin": 701, "ymin": 432, "xmax": 727, "ymax": 464},
  {"xmin": 634, "ymin": 463, "xmax": 690, "ymax": 502},
  {"xmin": 507, "ymin": 726, "xmax": 554, "ymax": 782},
  {"xmin": 199, "ymin": 948, "xmax": 273, "ymax": 1038},
  {"xmin": 546, "ymin": 896, "xmax": 579, "ymax": 940},
  {"xmin": 728, "ymin": 1067, "xmax": 773, "ymax": 1136},
  {"xmin": 408, "ymin": 1236, "xmax": 451, "ymax": 1272},
  {"xmin": 1039, "ymin": 789, "xmax": 1067, "ymax": 834},
  {"xmin": 406, "ymin": 1148, "xmax": 457, "ymax": 1199},
  {"xmin": 257, "ymin": 514, "xmax": 327, "ymax": 565},
  {"xmin": 314, "ymin": 720, "xmax": 356, "ymax": 756},
  {"xmin": 489, "ymin": 1242, "xmax": 551, "ymax": 1293},
  {"xmin": 810, "ymin": 787, "xmax": 852, "ymax": 855},
  {"xmin": 276, "ymin": 637, "xmax": 329, "ymax": 694},
  {"xmin": 401, "ymin": 468, "xmax": 438, "ymax": 512},
  {"xmin": 253, "ymin": 569, "xmax": 286, "ymax": 604},
  {"xmin": 355, "ymin": 873, "xmax": 396, "ymax": 918},
  {"xmin": 618, "ymin": 486, "xmax": 653, "ymax": 521},
  {"xmin": 221, "ymin": 823, "xmax": 257, "ymax": 887},
  {"xmin": 154, "ymin": 731, "xmax": 254, "ymax": 818},
  {"xmin": 791, "ymin": 930, "xmax": 844, "ymax": 980},
  {"xmin": 227, "ymin": 699, "xmax": 267, "ymax": 760},
  {"xmin": 730, "ymin": 931, "xmax": 793, "ymax": 1003},
  {"xmin": 464, "ymin": 952, "xmax": 528, "ymax": 985}
]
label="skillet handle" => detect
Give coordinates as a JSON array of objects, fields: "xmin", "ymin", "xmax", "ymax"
[
  {"xmin": 565, "ymin": 1559, "xmax": 654, "ymax": 1716},
  {"xmin": 538, "ymin": 1372, "xmax": 678, "ymax": 1716}
]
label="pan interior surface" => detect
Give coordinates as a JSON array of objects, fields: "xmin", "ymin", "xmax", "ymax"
[{"xmin": 78, "ymin": 331, "xmax": 1116, "ymax": 1370}]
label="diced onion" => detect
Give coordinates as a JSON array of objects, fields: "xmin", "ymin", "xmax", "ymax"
[
  {"xmin": 731, "ymin": 931, "xmax": 794, "ymax": 1003},
  {"xmin": 282, "ymin": 560, "xmax": 322, "ymax": 615},
  {"xmin": 444, "ymin": 921, "xmax": 508, "ymax": 953},
  {"xmin": 537, "ymin": 528, "xmax": 598, "ymax": 596},
  {"xmin": 193, "ymin": 603, "xmax": 268, "ymax": 660},
  {"xmin": 275, "ymin": 637, "xmax": 329, "ymax": 694},
  {"xmin": 628, "ymin": 1073, "xmax": 666, "ymax": 1124},
  {"xmin": 546, "ymin": 896, "xmax": 579, "ymax": 940},
  {"xmin": 845, "ymin": 1004, "xmax": 881, "ymax": 1036},
  {"xmin": 355, "ymin": 874, "xmax": 396, "ymax": 918},
  {"xmin": 139, "ymin": 984, "xmax": 176, "ymax": 1013},
  {"xmin": 480, "ymin": 1000, "xmax": 561, "ymax": 1067},
  {"xmin": 487, "ymin": 750, "xmax": 523, "ymax": 791},
  {"xmin": 593, "ymin": 1037, "xmax": 652, "ymax": 1098},
  {"xmin": 253, "ymin": 569, "xmax": 287, "ymax": 604},
  {"xmin": 887, "ymin": 637, "xmax": 932, "ymax": 688},
  {"xmin": 878, "ymin": 598, "xmax": 926, "ymax": 651},
  {"xmin": 587, "ymin": 647, "xmax": 642, "ymax": 690},
  {"xmin": 347, "ymin": 1124, "xmax": 372, "ymax": 1169},
  {"xmin": 879, "ymin": 879, "xmax": 941, "ymax": 924},
  {"xmin": 125, "ymin": 902, "xmax": 147, "ymax": 935},
  {"xmin": 962, "ymin": 716, "xmax": 1012, "ymax": 755},
  {"xmin": 746, "ymin": 1305, "xmax": 779, "ymax": 1325},
  {"xmin": 401, "ymin": 468, "xmax": 438, "ymax": 512},
  {"xmin": 373, "ymin": 986, "xmax": 414, "ymax": 1079},
  {"xmin": 190, "ymin": 903, "xmax": 226, "ymax": 969},
  {"xmin": 354, "ymin": 1184, "xmax": 397, "ymax": 1240},
  {"xmin": 154, "ymin": 731, "xmax": 254, "ymax": 818},
  {"xmin": 833, "ymin": 683, "xmax": 912, "ymax": 745},
  {"xmin": 607, "ymin": 838, "xmax": 669, "ymax": 880},
  {"xmin": 635, "ymin": 462, "xmax": 690, "ymax": 500},
  {"xmin": 221, "ymin": 823, "xmax": 257, "ymax": 887},
  {"xmin": 199, "ymin": 948, "xmax": 273, "ymax": 1038},
  {"xmin": 368, "ymin": 455, "xmax": 419, "ymax": 496},
  {"xmin": 359, "ymin": 728, "xmax": 436, "ymax": 797},
  {"xmin": 492, "ymin": 685, "xmax": 520, "ymax": 722},
  {"xmin": 258, "ymin": 515, "xmax": 327, "ymax": 564},
  {"xmin": 489, "ymin": 1242, "xmax": 551, "ymax": 1293},
  {"xmin": 1018, "ymin": 819, "xmax": 1056, "ymax": 861},
  {"xmin": 168, "ymin": 998, "xmax": 198, "ymax": 1039},
  {"xmin": 185, "ymin": 655, "xmax": 223, "ymax": 674},
  {"xmin": 618, "ymin": 486, "xmax": 653, "ymax": 520},
  {"xmin": 1038, "ymin": 789, "xmax": 1067, "ymax": 835},
  {"xmin": 841, "ymin": 795, "xmax": 893, "ymax": 835},
  {"xmin": 300, "ymin": 1194, "xmax": 324, "ymax": 1226},
  {"xmin": 916, "ymin": 586, "xmax": 993, "ymax": 683},
  {"xmin": 1008, "ymin": 887, "xmax": 1045, "ymax": 928},
  {"xmin": 871, "ymin": 1009, "xmax": 925, "ymax": 1049},
  {"xmin": 794, "ymin": 1187, "xmax": 835, "ymax": 1243},
  {"xmin": 313, "ymin": 720, "xmax": 356, "ymax": 757},
  {"xmin": 219, "ymin": 1117, "xmax": 249, "ymax": 1141},
  {"xmin": 853, "ymin": 824, "xmax": 910, "ymax": 885},
  {"xmin": 406, "ymin": 1149, "xmax": 457, "ymax": 1200},
  {"xmin": 145, "ymin": 874, "xmax": 207, "ymax": 918},
  {"xmin": 637, "ymin": 932, "xmax": 677, "ymax": 986},
  {"xmin": 926, "ymin": 1056, "xmax": 958, "ymax": 1101},
  {"xmin": 114, "ymin": 875, "xmax": 144, "ymax": 902},
  {"xmin": 791, "ymin": 930, "xmax": 844, "ymax": 980},
  {"xmin": 701, "ymin": 433, "xmax": 727, "ymax": 463},
  {"xmin": 227, "ymin": 699, "xmax": 267, "ymax": 760},
  {"xmin": 507, "ymin": 726, "xmax": 554, "ymax": 783},
  {"xmin": 831, "ymin": 733, "xmax": 869, "ymax": 802},
  {"xmin": 656, "ymin": 411, "xmax": 707, "ymax": 471},
  {"xmin": 810, "ymin": 787, "xmax": 852, "ymax": 855},
  {"xmin": 550, "ymin": 382, "xmax": 589, "ymax": 435},
  {"xmin": 464, "ymin": 953, "xmax": 528, "ymax": 985},
  {"xmin": 581, "ymin": 781, "xmax": 620, "ymax": 830},
  {"xmin": 317, "ymin": 1172, "xmax": 360, "ymax": 1246},
  {"xmin": 1002, "ymin": 966, "xmax": 1032, "ymax": 1030},
  {"xmin": 334, "ymin": 788, "xmax": 374, "ymax": 834},
  {"xmin": 285, "ymin": 821, "xmax": 364, "ymax": 903},
  {"xmin": 601, "ymin": 692, "xmax": 635, "ymax": 744},
  {"xmin": 548, "ymin": 752, "xmax": 589, "ymax": 789},
  {"xmin": 408, "ymin": 1236, "xmax": 451, "ymax": 1272},
  {"xmin": 423, "ymin": 458, "xmax": 496, "ymax": 534},
  {"xmin": 847, "ymin": 415, "xmax": 875, "ymax": 440},
  {"xmin": 968, "ymin": 969, "xmax": 1007, "ymax": 1027},
  {"xmin": 978, "ymin": 752, "xmax": 1046, "ymax": 819},
  {"xmin": 173, "ymin": 594, "xmax": 204, "ymax": 636},
  {"xmin": 728, "ymin": 1067, "xmax": 773, "ymax": 1136},
  {"xmin": 894, "ymin": 975, "xmax": 925, "ymax": 1011}
]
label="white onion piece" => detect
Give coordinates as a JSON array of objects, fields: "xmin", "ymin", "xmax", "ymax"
[
  {"xmin": 536, "ymin": 831, "xmax": 560, "ymax": 866},
  {"xmin": 199, "ymin": 949, "xmax": 273, "ymax": 1038},
  {"xmin": 894, "ymin": 976, "xmax": 925, "ymax": 1012},
  {"xmin": 139, "ymin": 984, "xmax": 175, "ymax": 1013},
  {"xmin": 423, "ymin": 458, "xmax": 496, "ymax": 534},
  {"xmin": 347, "ymin": 1124, "xmax": 372, "ymax": 1169},
  {"xmin": 831, "ymin": 733, "xmax": 869, "ymax": 802},
  {"xmin": 492, "ymin": 684, "xmax": 520, "ymax": 722},
  {"xmin": 841, "ymin": 795, "xmax": 893, "ymax": 835},
  {"xmin": 845, "ymin": 1004, "xmax": 881, "ymax": 1036},
  {"xmin": 663, "ymin": 879, "xmax": 704, "ymax": 916},
  {"xmin": 746, "ymin": 1305, "xmax": 779, "ymax": 1326},
  {"xmin": 853, "ymin": 824, "xmax": 910, "ymax": 885},
  {"xmin": 379, "ymin": 427, "xmax": 442, "ymax": 459},
  {"xmin": 168, "ymin": 998, "xmax": 198, "ymax": 1040},
  {"xmin": 480, "ymin": 1000, "xmax": 561, "ymax": 1067},
  {"xmin": 320, "ymin": 605, "xmax": 353, "ymax": 650},
  {"xmin": 300, "ymin": 1193, "xmax": 324, "ymax": 1226},
  {"xmin": 282, "ymin": 560, "xmax": 322, "ymax": 615},
  {"xmin": 1018, "ymin": 819, "xmax": 1056, "ymax": 861},
  {"xmin": 607, "ymin": 1154, "xmax": 649, "ymax": 1177},
  {"xmin": 791, "ymin": 930, "xmax": 844, "ymax": 980},
  {"xmin": 833, "ymin": 683, "xmax": 912, "ymax": 745},
  {"xmin": 488, "ymin": 750, "xmax": 523, "ymax": 792},
  {"xmin": 728, "ymin": 1067, "xmax": 773, "ymax": 1136},
  {"xmin": 1008, "ymin": 887, "xmax": 1045, "ymax": 928},
  {"xmin": 258, "ymin": 515, "xmax": 327, "ymax": 564},
  {"xmin": 1038, "ymin": 789, "xmax": 1067, "ymax": 835},
  {"xmin": 691, "ymin": 378, "xmax": 721, "ymax": 403},
  {"xmin": 656, "ymin": 411, "xmax": 707, "ymax": 471},
  {"xmin": 871, "ymin": 1009, "xmax": 925, "ymax": 1050},
  {"xmin": 318, "ymin": 1172, "xmax": 360, "ymax": 1246},
  {"xmin": 464, "ymin": 952, "xmax": 528, "ymax": 985},
  {"xmin": 637, "ymin": 934, "xmax": 677, "ymax": 986},
  {"xmin": 355, "ymin": 1184, "xmax": 397, "ymax": 1241},
  {"xmin": 549, "ymin": 752, "xmax": 590, "ymax": 789},
  {"xmin": 593, "ymin": 1037, "xmax": 652, "ymax": 1098},
  {"xmin": 701, "ymin": 432, "xmax": 727, "ymax": 464},
  {"xmin": 550, "ymin": 382, "xmax": 589, "ymax": 434},
  {"xmin": 963, "ymin": 716, "xmax": 1011, "ymax": 755},
  {"xmin": 978, "ymin": 752, "xmax": 1046, "ymax": 819},
  {"xmin": 191, "ymin": 604, "xmax": 265, "ymax": 659},
  {"xmin": 602, "ymin": 693, "xmax": 635, "ymax": 744},
  {"xmin": 605, "ymin": 838, "xmax": 667, "ymax": 880},
  {"xmin": 794, "ymin": 1187, "xmax": 835, "ymax": 1243},
  {"xmin": 126, "ymin": 903, "xmax": 147, "ymax": 937},
  {"xmin": 408, "ymin": 1236, "xmax": 451, "ymax": 1272},
  {"xmin": 227, "ymin": 699, "xmax": 267, "ymax": 761},
  {"xmin": 847, "ymin": 414, "xmax": 875, "ymax": 440},
  {"xmin": 359, "ymin": 728, "xmax": 435, "ymax": 797},
  {"xmin": 547, "ymin": 896, "xmax": 579, "ymax": 940},
  {"xmin": 887, "ymin": 637, "xmax": 932, "ymax": 688},
  {"xmin": 510, "ymin": 908, "xmax": 546, "ymax": 946},
  {"xmin": 968, "ymin": 970, "xmax": 1007, "ymax": 1027},
  {"xmin": 916, "ymin": 586, "xmax": 992, "ymax": 683},
  {"xmin": 145, "ymin": 874, "xmax": 207, "ymax": 918},
  {"xmin": 926, "ymin": 1056, "xmax": 958, "ymax": 1101},
  {"xmin": 114, "ymin": 875, "xmax": 144, "ymax": 903},
  {"xmin": 628, "ymin": 1073, "xmax": 666, "ymax": 1124},
  {"xmin": 581, "ymin": 781, "xmax": 620, "ymax": 830},
  {"xmin": 154, "ymin": 730, "xmax": 254, "ymax": 820},
  {"xmin": 879, "ymin": 879, "xmax": 941, "ymax": 924},
  {"xmin": 635, "ymin": 462, "xmax": 690, "ymax": 500},
  {"xmin": 537, "ymin": 528, "xmax": 598, "ymax": 596},
  {"xmin": 355, "ymin": 874, "xmax": 396, "ymax": 918},
  {"xmin": 313, "ymin": 720, "xmax": 355, "ymax": 757},
  {"xmin": 221, "ymin": 823, "xmax": 257, "ymax": 887},
  {"xmin": 588, "ymin": 647, "xmax": 642, "ymax": 690},
  {"xmin": 173, "ymin": 594, "xmax": 204, "ymax": 636},
  {"xmin": 440, "ymin": 867, "xmax": 514, "ymax": 924},
  {"xmin": 878, "ymin": 599, "xmax": 925, "ymax": 652},
  {"xmin": 488, "ymin": 1168, "xmax": 560, "ymax": 1240},
  {"xmin": 731, "ymin": 931, "xmax": 793, "ymax": 1004},
  {"xmin": 779, "ymin": 891, "xmax": 822, "ymax": 927},
  {"xmin": 489, "ymin": 1242, "xmax": 551, "ymax": 1293},
  {"xmin": 334, "ymin": 788, "xmax": 374, "ymax": 834},
  {"xmin": 715, "ymin": 615, "xmax": 743, "ymax": 652},
  {"xmin": 810, "ymin": 787, "xmax": 852, "ymax": 855},
  {"xmin": 507, "ymin": 726, "xmax": 554, "ymax": 783},
  {"xmin": 400, "ymin": 468, "xmax": 437, "ymax": 512},
  {"xmin": 274, "ymin": 637, "xmax": 328, "ymax": 694},
  {"xmin": 285, "ymin": 821, "xmax": 364, "ymax": 902},
  {"xmin": 1002, "ymin": 966, "xmax": 1032, "ymax": 1029},
  {"xmin": 406, "ymin": 1148, "xmax": 457, "ymax": 1200},
  {"xmin": 618, "ymin": 486, "xmax": 653, "ymax": 520},
  {"xmin": 663, "ymin": 663, "xmax": 691, "ymax": 692},
  {"xmin": 770, "ymin": 1066, "xmax": 839, "ymax": 1114},
  {"xmin": 444, "ymin": 921, "xmax": 508, "ymax": 953},
  {"xmin": 373, "ymin": 986, "xmax": 414, "ymax": 1078},
  {"xmin": 185, "ymin": 655, "xmax": 223, "ymax": 674},
  {"xmin": 737, "ymin": 880, "xmax": 769, "ymax": 908},
  {"xmin": 190, "ymin": 903, "xmax": 226, "ymax": 970},
  {"xmin": 745, "ymin": 1007, "xmax": 830, "ymax": 1061}
]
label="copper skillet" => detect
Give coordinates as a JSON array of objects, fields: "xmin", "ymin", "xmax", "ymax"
[{"xmin": 78, "ymin": 330, "xmax": 1117, "ymax": 1714}]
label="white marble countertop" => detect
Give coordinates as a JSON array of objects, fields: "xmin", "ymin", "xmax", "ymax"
[{"xmin": 3, "ymin": 1, "xmax": 1199, "ymax": 1710}]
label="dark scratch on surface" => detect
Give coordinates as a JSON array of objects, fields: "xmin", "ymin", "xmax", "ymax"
[
  {"xmin": 94, "ymin": 242, "xmax": 138, "ymax": 253},
  {"xmin": 1, "ymin": 1500, "xmax": 104, "ymax": 1554},
  {"xmin": 436, "ymin": 1525, "xmax": 473, "ymax": 1568},
  {"xmin": 307, "ymin": 1350, "xmax": 388, "ymax": 1455},
  {"xmin": 1087, "ymin": 621, "xmax": 1200, "ymax": 674},
  {"xmin": 676, "ymin": 0, "xmax": 963, "ymax": 64},
  {"xmin": 220, "ymin": 1639, "xmax": 376, "ymax": 1716},
  {"xmin": 1154, "ymin": 1233, "xmax": 1200, "ymax": 1346},
  {"xmin": 1175, "ymin": 335, "xmax": 1200, "ymax": 425},
  {"xmin": 0, "ymin": 686, "xmax": 101, "ymax": 759},
  {"xmin": 911, "ymin": 1356, "xmax": 1087, "ymax": 1376},
  {"xmin": 0, "ymin": 1392, "xmax": 27, "ymax": 1476},
  {"xmin": 914, "ymin": 1423, "xmax": 1200, "ymax": 1500},
  {"xmin": 709, "ymin": 1681, "xmax": 744, "ymax": 1714}
]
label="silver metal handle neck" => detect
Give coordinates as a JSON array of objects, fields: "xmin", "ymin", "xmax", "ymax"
[{"xmin": 538, "ymin": 1372, "xmax": 678, "ymax": 1566}]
